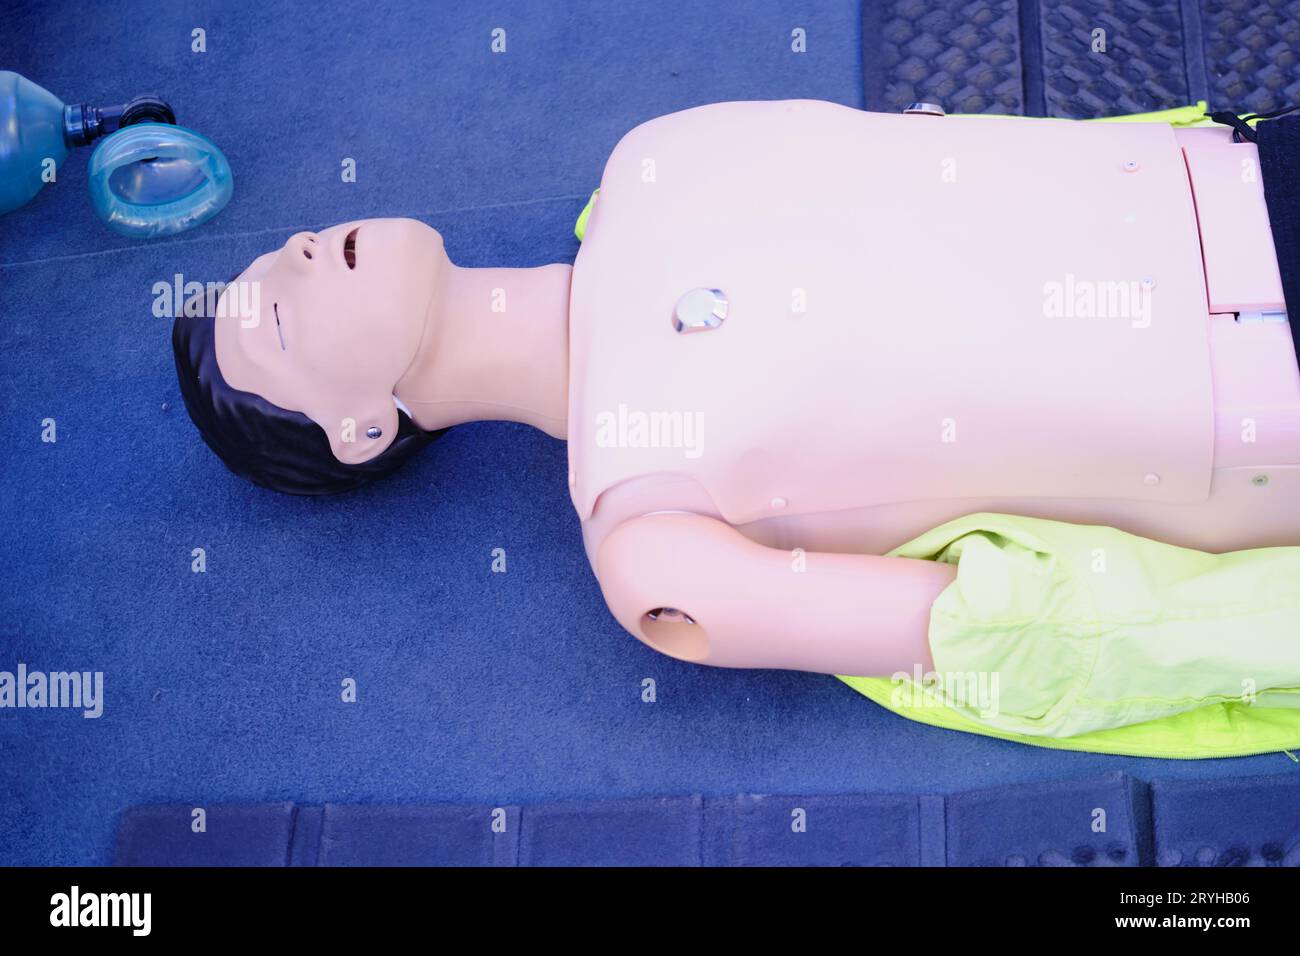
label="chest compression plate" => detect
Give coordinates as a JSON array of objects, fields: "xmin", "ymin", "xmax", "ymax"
[{"xmin": 568, "ymin": 101, "xmax": 1215, "ymax": 524}]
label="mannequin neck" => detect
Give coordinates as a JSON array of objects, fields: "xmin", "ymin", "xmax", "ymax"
[{"xmin": 395, "ymin": 262, "xmax": 571, "ymax": 438}]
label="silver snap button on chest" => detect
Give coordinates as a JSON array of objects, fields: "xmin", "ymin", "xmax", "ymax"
[{"xmin": 673, "ymin": 288, "xmax": 728, "ymax": 334}]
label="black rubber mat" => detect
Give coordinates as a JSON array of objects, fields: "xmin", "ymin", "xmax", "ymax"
[
  {"xmin": 864, "ymin": 0, "xmax": 1299, "ymax": 117},
  {"xmin": 1041, "ymin": 0, "xmax": 1191, "ymax": 116},
  {"xmin": 874, "ymin": 0, "xmax": 1026, "ymax": 114},
  {"xmin": 1203, "ymin": 0, "xmax": 1300, "ymax": 114}
]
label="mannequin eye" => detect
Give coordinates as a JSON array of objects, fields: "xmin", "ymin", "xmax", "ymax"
[
  {"xmin": 343, "ymin": 228, "xmax": 358, "ymax": 270},
  {"xmin": 273, "ymin": 303, "xmax": 287, "ymax": 351}
]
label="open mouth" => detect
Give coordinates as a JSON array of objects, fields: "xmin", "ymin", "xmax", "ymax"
[{"xmin": 343, "ymin": 227, "xmax": 359, "ymax": 270}]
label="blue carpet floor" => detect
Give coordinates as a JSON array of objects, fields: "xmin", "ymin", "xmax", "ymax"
[{"xmin": 1, "ymin": 0, "xmax": 1297, "ymax": 866}]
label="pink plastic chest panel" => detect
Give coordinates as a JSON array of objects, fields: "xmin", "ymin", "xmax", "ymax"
[
  {"xmin": 568, "ymin": 101, "xmax": 1215, "ymax": 526},
  {"xmin": 1182, "ymin": 143, "xmax": 1286, "ymax": 314}
]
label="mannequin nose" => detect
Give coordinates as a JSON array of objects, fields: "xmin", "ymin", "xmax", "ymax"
[{"xmin": 284, "ymin": 232, "xmax": 320, "ymax": 269}]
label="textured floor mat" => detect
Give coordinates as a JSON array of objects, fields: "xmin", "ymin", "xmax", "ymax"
[
  {"xmin": 871, "ymin": 0, "xmax": 1026, "ymax": 114},
  {"xmin": 1151, "ymin": 774, "xmax": 1300, "ymax": 866},
  {"xmin": 1202, "ymin": 0, "xmax": 1300, "ymax": 114},
  {"xmin": 1040, "ymin": 0, "xmax": 1191, "ymax": 116},
  {"xmin": 864, "ymin": 0, "xmax": 1299, "ymax": 117},
  {"xmin": 112, "ymin": 771, "xmax": 1300, "ymax": 866}
]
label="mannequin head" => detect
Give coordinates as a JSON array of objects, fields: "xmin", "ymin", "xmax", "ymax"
[
  {"xmin": 173, "ymin": 218, "xmax": 450, "ymax": 494},
  {"xmin": 174, "ymin": 216, "xmax": 572, "ymax": 495},
  {"xmin": 214, "ymin": 218, "xmax": 445, "ymax": 463}
]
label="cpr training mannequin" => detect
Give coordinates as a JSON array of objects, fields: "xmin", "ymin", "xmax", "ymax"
[{"xmin": 173, "ymin": 101, "xmax": 1300, "ymax": 758}]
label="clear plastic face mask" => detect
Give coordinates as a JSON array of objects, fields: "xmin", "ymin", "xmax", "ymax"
[{"xmin": 88, "ymin": 123, "xmax": 233, "ymax": 238}]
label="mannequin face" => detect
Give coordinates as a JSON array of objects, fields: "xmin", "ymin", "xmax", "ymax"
[{"xmin": 214, "ymin": 218, "xmax": 446, "ymax": 463}]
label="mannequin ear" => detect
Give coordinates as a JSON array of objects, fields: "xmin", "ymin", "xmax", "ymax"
[{"xmin": 324, "ymin": 395, "xmax": 401, "ymax": 465}]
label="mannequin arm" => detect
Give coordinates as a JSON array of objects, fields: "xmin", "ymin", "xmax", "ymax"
[{"xmin": 595, "ymin": 513, "xmax": 955, "ymax": 676}]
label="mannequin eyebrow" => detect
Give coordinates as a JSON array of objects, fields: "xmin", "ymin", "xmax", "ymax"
[{"xmin": 273, "ymin": 302, "xmax": 287, "ymax": 351}]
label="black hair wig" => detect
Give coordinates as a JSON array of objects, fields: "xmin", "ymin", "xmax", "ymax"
[{"xmin": 172, "ymin": 312, "xmax": 446, "ymax": 495}]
